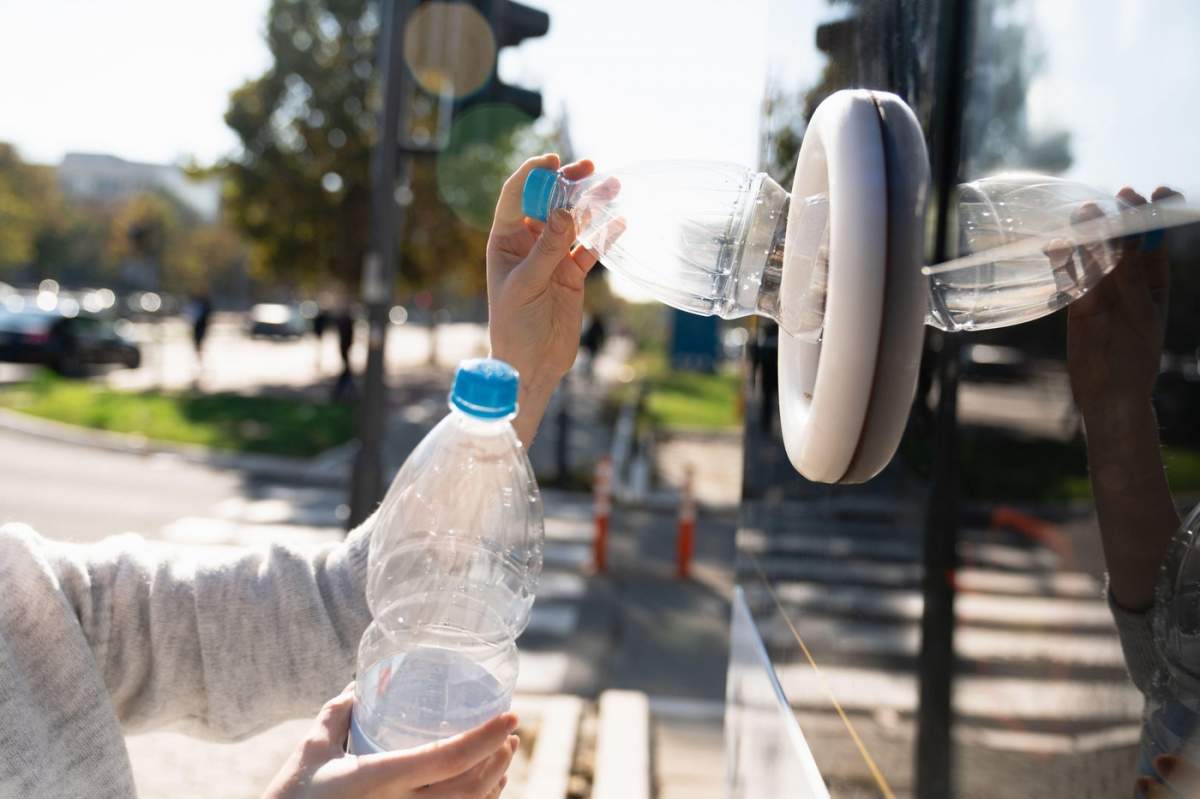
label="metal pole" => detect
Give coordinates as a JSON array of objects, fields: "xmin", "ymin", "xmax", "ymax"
[
  {"xmin": 349, "ymin": 0, "xmax": 413, "ymax": 529},
  {"xmin": 555, "ymin": 387, "xmax": 570, "ymax": 484},
  {"xmin": 915, "ymin": 0, "xmax": 972, "ymax": 795}
]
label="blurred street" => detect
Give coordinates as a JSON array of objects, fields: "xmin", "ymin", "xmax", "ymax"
[
  {"xmin": 0, "ymin": 313, "xmax": 492, "ymax": 395},
  {"xmin": 0, "ymin": 319, "xmax": 734, "ymax": 798}
]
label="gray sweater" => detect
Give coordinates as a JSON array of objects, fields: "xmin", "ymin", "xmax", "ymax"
[{"xmin": 0, "ymin": 519, "xmax": 373, "ymax": 798}]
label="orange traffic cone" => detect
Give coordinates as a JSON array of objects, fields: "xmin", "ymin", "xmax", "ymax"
[
  {"xmin": 593, "ymin": 456, "xmax": 613, "ymax": 573},
  {"xmin": 676, "ymin": 465, "xmax": 696, "ymax": 580}
]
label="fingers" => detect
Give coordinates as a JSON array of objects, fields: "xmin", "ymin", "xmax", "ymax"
[
  {"xmin": 487, "ymin": 775, "xmax": 509, "ymax": 799},
  {"xmin": 560, "ymin": 158, "xmax": 595, "ymax": 182},
  {"xmin": 519, "ymin": 209, "xmax": 577, "ymax": 285},
  {"xmin": 1144, "ymin": 186, "xmax": 1181, "ymax": 313},
  {"xmin": 357, "ymin": 713, "xmax": 518, "ymax": 789},
  {"xmin": 1110, "ymin": 188, "xmax": 1169, "ymax": 330},
  {"xmin": 496, "ymin": 154, "xmax": 561, "ymax": 228},
  {"xmin": 424, "ymin": 735, "xmax": 518, "ymax": 798},
  {"xmin": 572, "ymin": 217, "xmax": 627, "ymax": 275},
  {"xmin": 582, "ymin": 176, "xmax": 621, "ymax": 205},
  {"xmin": 1139, "ymin": 753, "xmax": 1200, "ymax": 798},
  {"xmin": 1065, "ymin": 201, "xmax": 1117, "ymax": 320},
  {"xmin": 309, "ymin": 684, "xmax": 355, "ymax": 758}
]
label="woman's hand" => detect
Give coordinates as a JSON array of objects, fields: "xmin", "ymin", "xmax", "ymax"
[
  {"xmin": 487, "ymin": 153, "xmax": 604, "ymax": 446},
  {"xmin": 1067, "ymin": 187, "xmax": 1177, "ymax": 418},
  {"xmin": 263, "ymin": 685, "xmax": 519, "ymax": 799},
  {"xmin": 1064, "ymin": 186, "xmax": 1183, "ymax": 610}
]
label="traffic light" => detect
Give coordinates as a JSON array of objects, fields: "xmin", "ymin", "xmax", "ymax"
[
  {"xmin": 462, "ymin": 0, "xmax": 549, "ymax": 120},
  {"xmin": 398, "ymin": 0, "xmax": 548, "ymax": 152}
]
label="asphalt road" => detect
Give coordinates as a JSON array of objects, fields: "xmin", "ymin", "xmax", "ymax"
[{"xmin": 0, "ymin": 426, "xmax": 256, "ymax": 542}]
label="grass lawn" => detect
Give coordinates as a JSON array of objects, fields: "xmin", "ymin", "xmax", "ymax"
[
  {"xmin": 619, "ymin": 350, "xmax": 742, "ymax": 430},
  {"xmin": 904, "ymin": 423, "xmax": 1200, "ymax": 502},
  {"xmin": 643, "ymin": 369, "xmax": 742, "ymax": 429},
  {"xmin": 0, "ymin": 371, "xmax": 355, "ymax": 458}
]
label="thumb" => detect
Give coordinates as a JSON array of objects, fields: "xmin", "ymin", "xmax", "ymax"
[{"xmin": 518, "ymin": 209, "xmax": 575, "ymax": 285}]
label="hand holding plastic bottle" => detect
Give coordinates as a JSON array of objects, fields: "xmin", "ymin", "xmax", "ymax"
[
  {"xmin": 263, "ymin": 684, "xmax": 519, "ymax": 799},
  {"xmin": 487, "ymin": 154, "xmax": 618, "ymax": 445},
  {"xmin": 1066, "ymin": 186, "xmax": 1179, "ymax": 421},
  {"xmin": 1064, "ymin": 186, "xmax": 1184, "ymax": 612}
]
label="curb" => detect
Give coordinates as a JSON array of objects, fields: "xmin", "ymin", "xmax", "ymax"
[
  {"xmin": 0, "ymin": 407, "xmax": 349, "ymax": 488},
  {"xmin": 592, "ymin": 690, "xmax": 650, "ymax": 799}
]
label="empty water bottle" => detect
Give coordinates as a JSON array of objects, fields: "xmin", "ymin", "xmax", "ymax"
[
  {"xmin": 523, "ymin": 163, "xmax": 1185, "ymax": 339},
  {"xmin": 522, "ymin": 161, "xmax": 830, "ymax": 342},
  {"xmin": 349, "ymin": 358, "xmax": 543, "ymax": 754},
  {"xmin": 927, "ymin": 172, "xmax": 1140, "ymax": 331},
  {"xmin": 1141, "ymin": 504, "xmax": 1200, "ymax": 786}
]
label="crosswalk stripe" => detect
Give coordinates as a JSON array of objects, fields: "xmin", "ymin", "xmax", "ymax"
[
  {"xmin": 545, "ymin": 541, "xmax": 591, "ymax": 569},
  {"xmin": 525, "ymin": 604, "xmax": 580, "ymax": 637},
  {"xmin": 756, "ymin": 613, "xmax": 1126, "ymax": 669},
  {"xmin": 775, "ymin": 663, "xmax": 1141, "ymax": 722},
  {"xmin": 747, "ymin": 581, "xmax": 1115, "ymax": 629},
  {"xmin": 741, "ymin": 533, "xmax": 1060, "ymax": 572},
  {"xmin": 758, "ymin": 557, "xmax": 1101, "ymax": 597},
  {"xmin": 791, "ymin": 709, "xmax": 1142, "ymax": 755}
]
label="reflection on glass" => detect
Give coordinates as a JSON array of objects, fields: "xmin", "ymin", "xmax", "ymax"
[
  {"xmin": 747, "ymin": 0, "xmax": 1200, "ymax": 792},
  {"xmin": 726, "ymin": 587, "xmax": 830, "ymax": 799}
]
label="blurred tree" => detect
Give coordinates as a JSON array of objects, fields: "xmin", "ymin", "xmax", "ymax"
[
  {"xmin": 0, "ymin": 143, "xmax": 58, "ymax": 278},
  {"xmin": 176, "ymin": 219, "xmax": 250, "ymax": 297},
  {"xmin": 221, "ymin": 0, "xmax": 546, "ymax": 303},
  {"xmin": 761, "ymin": 0, "xmax": 1071, "ymax": 185}
]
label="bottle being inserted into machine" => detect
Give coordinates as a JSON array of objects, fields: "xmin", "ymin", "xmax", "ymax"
[
  {"xmin": 522, "ymin": 89, "xmax": 1197, "ymax": 486},
  {"xmin": 522, "ymin": 162, "xmax": 1187, "ymax": 342}
]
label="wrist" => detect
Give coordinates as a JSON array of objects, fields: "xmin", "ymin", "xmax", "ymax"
[{"xmin": 512, "ymin": 382, "xmax": 555, "ymax": 448}]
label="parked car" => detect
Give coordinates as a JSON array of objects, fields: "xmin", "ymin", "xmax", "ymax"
[
  {"xmin": 0, "ymin": 306, "xmax": 140, "ymax": 375},
  {"xmin": 247, "ymin": 303, "xmax": 308, "ymax": 339}
]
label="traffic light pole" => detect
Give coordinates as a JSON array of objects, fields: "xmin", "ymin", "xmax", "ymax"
[
  {"xmin": 349, "ymin": 0, "xmax": 414, "ymax": 529},
  {"xmin": 915, "ymin": 0, "xmax": 972, "ymax": 794}
]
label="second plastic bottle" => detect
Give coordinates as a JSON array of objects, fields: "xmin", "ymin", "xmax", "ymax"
[{"xmin": 350, "ymin": 358, "xmax": 544, "ymax": 754}]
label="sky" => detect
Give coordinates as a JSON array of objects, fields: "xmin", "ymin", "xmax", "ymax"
[{"xmin": 0, "ymin": 0, "xmax": 1195, "ymax": 198}]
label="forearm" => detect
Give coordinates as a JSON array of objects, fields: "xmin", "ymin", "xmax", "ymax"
[
  {"xmin": 51, "ymin": 521, "xmax": 373, "ymax": 738},
  {"xmin": 511, "ymin": 377, "xmax": 557, "ymax": 448},
  {"xmin": 1083, "ymin": 399, "xmax": 1181, "ymax": 610}
]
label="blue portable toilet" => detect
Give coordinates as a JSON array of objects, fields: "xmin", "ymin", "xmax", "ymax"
[{"xmin": 669, "ymin": 309, "xmax": 719, "ymax": 372}]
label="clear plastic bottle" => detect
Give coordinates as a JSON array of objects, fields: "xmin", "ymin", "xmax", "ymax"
[
  {"xmin": 349, "ymin": 358, "xmax": 543, "ymax": 754},
  {"xmin": 1141, "ymin": 504, "xmax": 1200, "ymax": 784},
  {"xmin": 927, "ymin": 172, "xmax": 1132, "ymax": 332},
  {"xmin": 522, "ymin": 162, "xmax": 829, "ymax": 341},
  {"xmin": 524, "ymin": 163, "xmax": 1185, "ymax": 339}
]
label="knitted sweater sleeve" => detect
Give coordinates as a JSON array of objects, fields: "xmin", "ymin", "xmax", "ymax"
[{"xmin": 40, "ymin": 515, "xmax": 375, "ymax": 740}]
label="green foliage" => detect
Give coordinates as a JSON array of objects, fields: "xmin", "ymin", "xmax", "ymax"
[
  {"xmin": 221, "ymin": 0, "xmax": 552, "ymax": 299},
  {"xmin": 644, "ymin": 369, "xmax": 742, "ymax": 430},
  {"xmin": 221, "ymin": 0, "xmax": 378, "ymax": 289},
  {"xmin": 0, "ymin": 370, "xmax": 354, "ymax": 457},
  {"xmin": 762, "ymin": 0, "xmax": 1072, "ymax": 181},
  {"xmin": 0, "ymin": 143, "xmax": 59, "ymax": 276},
  {"xmin": 0, "ymin": 143, "xmax": 246, "ymax": 293}
]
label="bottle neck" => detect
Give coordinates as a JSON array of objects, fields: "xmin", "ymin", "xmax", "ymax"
[
  {"xmin": 725, "ymin": 174, "xmax": 830, "ymax": 341},
  {"xmin": 721, "ymin": 173, "xmax": 791, "ymax": 320},
  {"xmin": 448, "ymin": 405, "xmax": 517, "ymax": 435}
]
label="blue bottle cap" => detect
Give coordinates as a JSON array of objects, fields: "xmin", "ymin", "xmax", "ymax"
[
  {"xmin": 522, "ymin": 167, "xmax": 558, "ymax": 222},
  {"xmin": 450, "ymin": 358, "xmax": 520, "ymax": 420}
]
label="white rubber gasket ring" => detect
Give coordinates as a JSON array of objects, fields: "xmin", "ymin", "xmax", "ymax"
[
  {"xmin": 841, "ymin": 92, "xmax": 931, "ymax": 483},
  {"xmin": 778, "ymin": 89, "xmax": 889, "ymax": 483}
]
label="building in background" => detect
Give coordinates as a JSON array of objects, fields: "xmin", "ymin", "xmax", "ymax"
[{"xmin": 57, "ymin": 152, "xmax": 220, "ymax": 222}]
